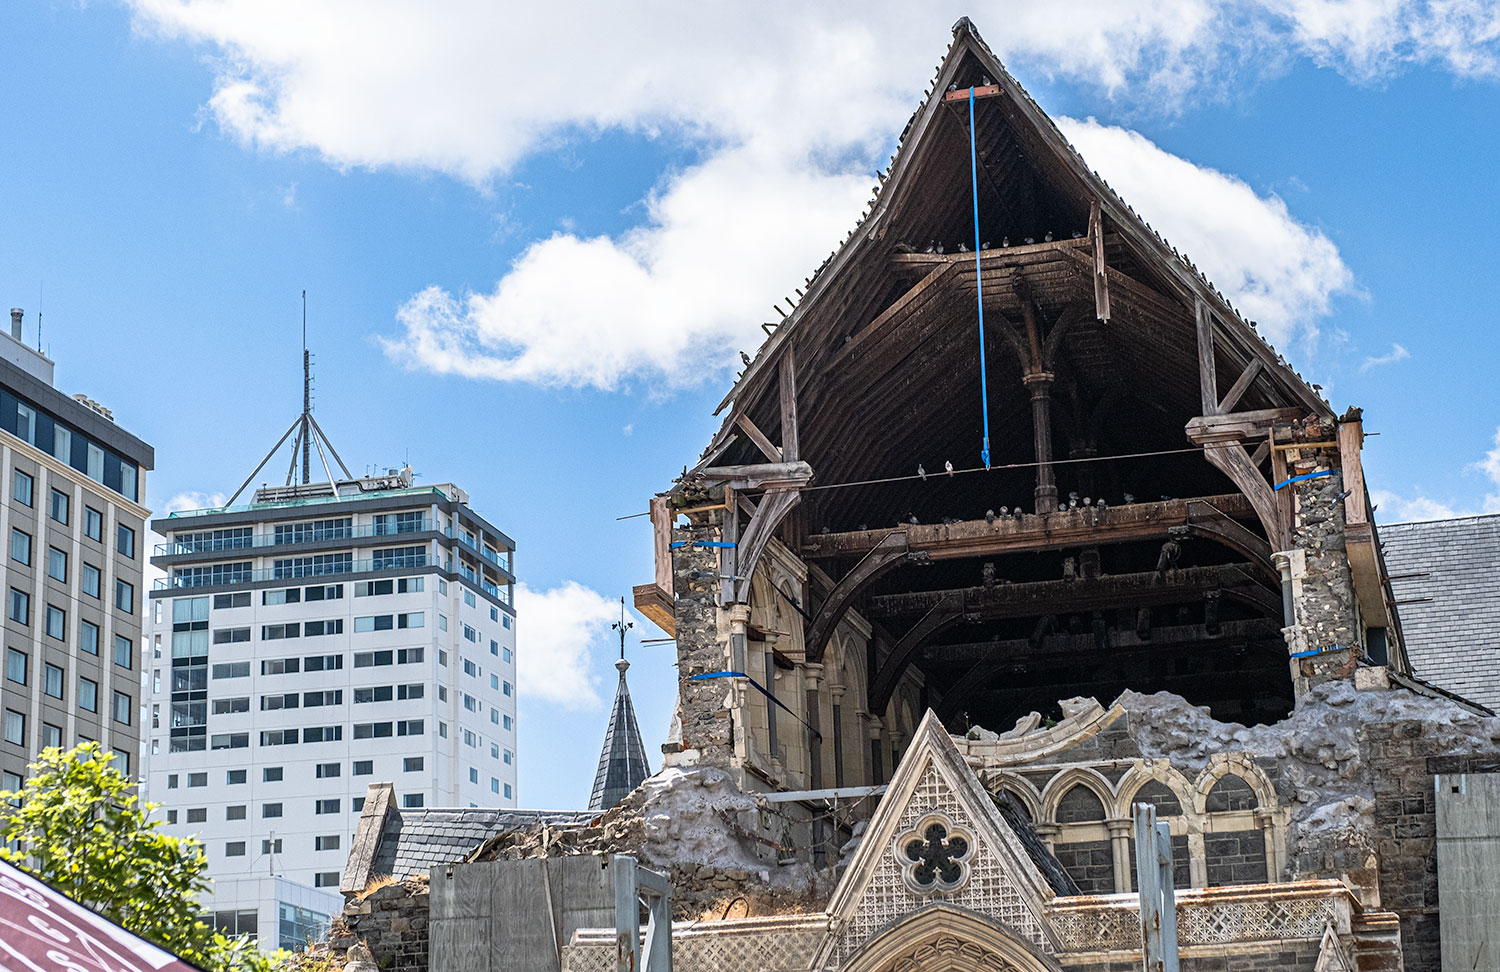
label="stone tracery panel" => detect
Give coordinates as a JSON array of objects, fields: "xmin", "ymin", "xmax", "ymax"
[{"xmin": 832, "ymin": 762, "xmax": 1050, "ymax": 965}]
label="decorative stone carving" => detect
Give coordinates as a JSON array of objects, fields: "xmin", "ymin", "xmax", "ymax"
[{"xmin": 895, "ymin": 813, "xmax": 974, "ymax": 894}]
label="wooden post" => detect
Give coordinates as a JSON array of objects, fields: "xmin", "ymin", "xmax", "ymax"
[
  {"xmin": 1090, "ymin": 198, "xmax": 1111, "ymax": 322},
  {"xmin": 649, "ymin": 497, "xmax": 673, "ymax": 598},
  {"xmin": 779, "ymin": 350, "xmax": 799, "ymax": 461},
  {"xmin": 1196, "ymin": 299, "xmax": 1218, "ymax": 415},
  {"xmin": 1133, "ymin": 803, "xmax": 1181, "ymax": 972},
  {"xmin": 1025, "ymin": 373, "xmax": 1058, "ymax": 513}
]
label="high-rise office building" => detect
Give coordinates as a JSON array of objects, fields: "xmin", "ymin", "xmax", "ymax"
[
  {"xmin": 0, "ymin": 308, "xmax": 154, "ymax": 790},
  {"xmin": 145, "ymin": 460, "xmax": 517, "ymax": 949}
]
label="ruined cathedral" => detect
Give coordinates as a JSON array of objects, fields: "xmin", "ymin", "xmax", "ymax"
[{"xmin": 329, "ymin": 21, "xmax": 1499, "ymax": 972}]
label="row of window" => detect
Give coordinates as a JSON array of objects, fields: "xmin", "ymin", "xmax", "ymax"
[
  {"xmin": 2, "ymin": 694, "xmax": 131, "ymax": 747},
  {"xmin": 4, "ymin": 390, "xmax": 142, "ymax": 501},
  {"xmin": 10, "ymin": 476, "xmax": 138, "ymax": 562},
  {"xmin": 6, "ymin": 637, "xmax": 131, "ymax": 691},
  {"xmin": 180, "ymin": 757, "xmax": 427, "ymax": 790},
  {"xmin": 8, "ymin": 582, "xmax": 134, "ymax": 629},
  {"xmin": 3, "ymin": 656, "xmax": 130, "ymax": 714}
]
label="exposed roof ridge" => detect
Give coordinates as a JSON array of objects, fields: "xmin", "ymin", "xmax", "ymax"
[{"xmin": 712, "ymin": 18, "xmax": 1331, "ymax": 431}]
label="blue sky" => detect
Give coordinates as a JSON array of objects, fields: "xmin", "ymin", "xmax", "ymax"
[{"xmin": 1, "ymin": 2, "xmax": 1497, "ymax": 810}]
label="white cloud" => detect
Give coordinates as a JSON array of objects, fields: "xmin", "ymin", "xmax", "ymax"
[
  {"xmin": 1359, "ymin": 342, "xmax": 1410, "ymax": 371},
  {"xmin": 163, "ymin": 489, "xmax": 227, "ymax": 512},
  {"xmin": 1475, "ymin": 426, "xmax": 1500, "ymax": 513},
  {"xmin": 513, "ymin": 580, "xmax": 618, "ymax": 709},
  {"xmin": 1370, "ymin": 426, "xmax": 1500, "ymax": 522},
  {"xmin": 126, "ymin": 1, "xmax": 1498, "ymax": 387},
  {"xmin": 1056, "ymin": 117, "xmax": 1354, "ymax": 346}
]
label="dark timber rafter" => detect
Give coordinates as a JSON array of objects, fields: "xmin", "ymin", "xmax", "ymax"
[
  {"xmin": 862, "ymin": 563, "xmax": 1281, "ymax": 622},
  {"xmin": 802, "ymin": 494, "xmax": 1260, "ymax": 563},
  {"xmin": 804, "ymin": 532, "xmax": 917, "ymax": 664},
  {"xmin": 868, "ymin": 592, "xmax": 966, "ymax": 715}
]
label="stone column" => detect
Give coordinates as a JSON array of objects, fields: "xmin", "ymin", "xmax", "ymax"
[
  {"xmin": 669, "ymin": 520, "xmax": 733, "ymax": 766},
  {"xmin": 1106, "ymin": 818, "xmax": 1133, "ymax": 893},
  {"xmin": 865, "ymin": 716, "xmax": 885, "ymax": 784},
  {"xmin": 802, "ymin": 662, "xmax": 826, "ymax": 866},
  {"xmin": 1034, "ymin": 822, "xmax": 1060, "ymax": 855},
  {"xmin": 764, "ymin": 639, "xmax": 780, "ymax": 766},
  {"xmin": 1255, "ymin": 807, "xmax": 1279, "ymax": 881},
  {"xmin": 829, "ymin": 680, "xmax": 846, "ymax": 788},
  {"xmin": 890, "ymin": 728, "xmax": 908, "ymax": 773},
  {"xmin": 1278, "ymin": 435, "xmax": 1363, "ymax": 700},
  {"xmin": 728, "ymin": 604, "xmax": 753, "ymax": 762},
  {"xmin": 1024, "ymin": 372, "xmax": 1058, "ymax": 514}
]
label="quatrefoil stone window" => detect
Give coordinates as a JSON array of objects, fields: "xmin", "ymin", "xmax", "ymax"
[{"xmin": 894, "ymin": 812, "xmax": 975, "ymax": 894}]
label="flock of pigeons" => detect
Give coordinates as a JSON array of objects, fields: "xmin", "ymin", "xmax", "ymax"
[
  {"xmin": 893, "ymin": 229, "xmax": 1085, "ymax": 255},
  {"xmin": 820, "ymin": 489, "xmax": 1177, "ymax": 534}
]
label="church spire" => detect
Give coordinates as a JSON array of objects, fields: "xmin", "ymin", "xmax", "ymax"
[{"xmin": 588, "ymin": 600, "xmax": 651, "ymax": 811}]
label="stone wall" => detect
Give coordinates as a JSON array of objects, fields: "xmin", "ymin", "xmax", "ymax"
[
  {"xmin": 1204, "ymin": 830, "xmax": 1269, "ymax": 887},
  {"xmin": 328, "ymin": 881, "xmax": 430, "ymax": 972},
  {"xmin": 1052, "ymin": 840, "xmax": 1114, "ymax": 894},
  {"xmin": 1361, "ymin": 734, "xmax": 1500, "ymax": 971}
]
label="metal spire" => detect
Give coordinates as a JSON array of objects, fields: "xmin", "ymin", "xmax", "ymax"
[{"xmin": 588, "ymin": 599, "xmax": 650, "ymax": 811}]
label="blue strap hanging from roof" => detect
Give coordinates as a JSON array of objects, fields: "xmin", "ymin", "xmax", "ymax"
[{"xmin": 968, "ymin": 87, "xmax": 992, "ymax": 469}]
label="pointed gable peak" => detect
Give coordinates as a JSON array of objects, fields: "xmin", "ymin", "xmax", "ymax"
[{"xmin": 819, "ymin": 710, "xmax": 1059, "ymax": 966}]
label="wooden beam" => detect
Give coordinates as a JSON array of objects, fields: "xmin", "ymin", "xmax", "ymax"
[
  {"xmin": 1216, "ymin": 358, "xmax": 1263, "ymax": 414},
  {"xmin": 649, "ymin": 496, "xmax": 673, "ymax": 597},
  {"xmin": 1202, "ymin": 443, "xmax": 1282, "ymax": 552},
  {"xmin": 632, "ymin": 583, "xmax": 675, "ymax": 638},
  {"xmin": 801, "ymin": 494, "xmax": 1256, "ymax": 561},
  {"xmin": 779, "ymin": 349, "xmax": 799, "ymax": 462},
  {"xmin": 828, "ymin": 262, "xmax": 956, "ymax": 370},
  {"xmin": 889, "ymin": 236, "xmax": 1091, "ymax": 267},
  {"xmin": 803, "ymin": 532, "xmax": 911, "ymax": 663},
  {"xmin": 862, "ymin": 562, "xmax": 1274, "ymax": 622},
  {"xmin": 1090, "ymin": 198, "xmax": 1110, "ymax": 322},
  {"xmin": 924, "ymin": 618, "xmax": 1282, "ymax": 664},
  {"xmin": 934, "ymin": 620, "xmax": 1283, "ymax": 719},
  {"xmin": 1196, "ymin": 298, "xmax": 1218, "ymax": 414},
  {"xmin": 941, "ymin": 83, "xmax": 1003, "ymax": 103},
  {"xmin": 696, "ymin": 460, "xmax": 812, "ymax": 490},
  {"xmin": 731, "ymin": 488, "xmax": 801, "ymax": 604},
  {"xmin": 734, "ymin": 412, "xmax": 781, "ymax": 463},
  {"xmin": 1185, "ymin": 408, "xmax": 1307, "ymax": 445}
]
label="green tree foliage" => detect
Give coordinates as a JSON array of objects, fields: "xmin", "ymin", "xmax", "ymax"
[{"xmin": 0, "ymin": 742, "xmax": 284, "ymax": 971}]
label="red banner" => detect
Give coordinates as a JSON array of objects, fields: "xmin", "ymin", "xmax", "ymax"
[{"xmin": 0, "ymin": 859, "xmax": 201, "ymax": 972}]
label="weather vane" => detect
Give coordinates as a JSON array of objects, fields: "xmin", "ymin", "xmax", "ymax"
[{"xmin": 611, "ymin": 596, "xmax": 633, "ymax": 661}]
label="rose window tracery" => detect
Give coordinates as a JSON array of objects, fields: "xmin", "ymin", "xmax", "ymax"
[{"xmin": 895, "ymin": 813, "xmax": 974, "ymax": 894}]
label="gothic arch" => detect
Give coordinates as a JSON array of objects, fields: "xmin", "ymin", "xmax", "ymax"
[
  {"xmin": 1111, "ymin": 762, "xmax": 1195, "ymax": 820},
  {"xmin": 983, "ymin": 771, "xmax": 1042, "ymax": 822},
  {"xmin": 1191, "ymin": 754, "xmax": 1277, "ymax": 817},
  {"xmin": 839, "ymin": 904, "xmax": 1063, "ymax": 972},
  {"xmin": 1039, "ymin": 767, "xmax": 1114, "ymax": 824}
]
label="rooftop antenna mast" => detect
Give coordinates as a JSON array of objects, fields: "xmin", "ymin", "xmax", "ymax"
[
  {"xmin": 222, "ymin": 292, "xmax": 356, "ymax": 508},
  {"xmin": 302, "ymin": 290, "xmax": 310, "ymax": 485}
]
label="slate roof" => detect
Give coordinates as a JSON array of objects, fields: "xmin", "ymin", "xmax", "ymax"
[
  {"xmin": 1382, "ymin": 513, "xmax": 1500, "ymax": 711},
  {"xmin": 589, "ymin": 658, "xmax": 652, "ymax": 811},
  {"xmin": 370, "ymin": 807, "xmax": 596, "ymax": 881}
]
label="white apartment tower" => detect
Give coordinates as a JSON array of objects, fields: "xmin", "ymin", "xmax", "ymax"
[{"xmin": 146, "ymin": 458, "xmax": 517, "ymax": 949}]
